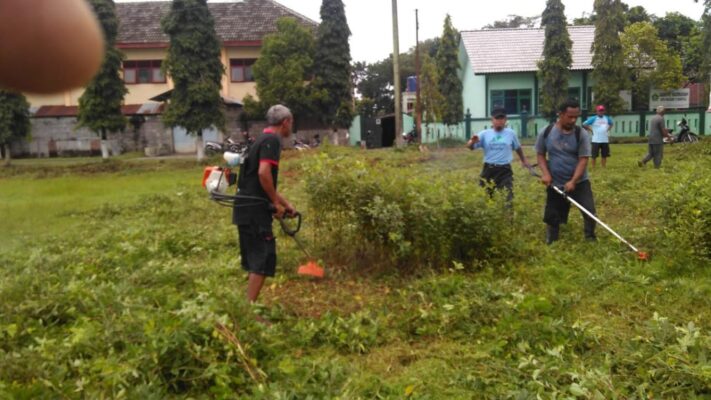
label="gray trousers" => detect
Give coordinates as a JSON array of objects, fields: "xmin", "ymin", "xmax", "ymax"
[{"xmin": 641, "ymin": 144, "xmax": 664, "ymax": 168}]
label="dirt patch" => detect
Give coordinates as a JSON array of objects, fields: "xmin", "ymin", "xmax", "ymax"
[{"xmin": 262, "ymin": 276, "xmax": 392, "ymax": 319}]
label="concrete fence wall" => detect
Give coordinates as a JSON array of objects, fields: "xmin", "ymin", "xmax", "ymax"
[
  {"xmin": 12, "ymin": 116, "xmax": 171, "ymax": 158},
  {"xmin": 9, "ymin": 107, "xmax": 349, "ymax": 158},
  {"xmin": 413, "ymin": 110, "xmax": 710, "ymax": 144}
]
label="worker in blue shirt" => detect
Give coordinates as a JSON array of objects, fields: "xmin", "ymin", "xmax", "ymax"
[{"xmin": 467, "ymin": 107, "xmax": 532, "ymax": 206}]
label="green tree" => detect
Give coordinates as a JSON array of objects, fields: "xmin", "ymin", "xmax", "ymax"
[
  {"xmin": 573, "ymin": 12, "xmax": 596, "ymax": 26},
  {"xmin": 77, "ymin": 0, "xmax": 127, "ymax": 160},
  {"xmin": 419, "ymin": 54, "xmax": 444, "ymax": 141},
  {"xmin": 621, "ymin": 22, "xmax": 686, "ymax": 110},
  {"xmin": 483, "ymin": 15, "xmax": 540, "ymax": 29},
  {"xmin": 355, "ymin": 97, "xmax": 377, "ymax": 118},
  {"xmin": 702, "ymin": 2, "xmax": 711, "ymax": 107},
  {"xmin": 654, "ymin": 13, "xmax": 698, "ymax": 54},
  {"xmin": 436, "ymin": 15, "xmax": 463, "ymax": 127},
  {"xmin": 0, "ymin": 90, "xmax": 30, "ymax": 165},
  {"xmin": 679, "ymin": 25, "xmax": 705, "ymax": 82},
  {"xmin": 244, "ymin": 18, "xmax": 317, "ymax": 129},
  {"xmin": 353, "ymin": 39, "xmax": 440, "ymax": 117},
  {"xmin": 353, "ymin": 61, "xmax": 391, "ymax": 115},
  {"xmin": 538, "ymin": 0, "xmax": 572, "ymax": 119},
  {"xmin": 575, "ymin": 3, "xmax": 654, "ymax": 27},
  {"xmin": 162, "ymin": 0, "xmax": 224, "ymax": 161},
  {"xmin": 590, "ymin": 0, "xmax": 627, "ymax": 113},
  {"xmin": 626, "ymin": 5, "xmax": 654, "ymax": 25},
  {"xmin": 312, "ymin": 0, "xmax": 354, "ymax": 131}
]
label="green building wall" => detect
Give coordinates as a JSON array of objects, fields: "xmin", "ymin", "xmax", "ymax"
[{"xmin": 459, "ymin": 41, "xmax": 486, "ymax": 119}]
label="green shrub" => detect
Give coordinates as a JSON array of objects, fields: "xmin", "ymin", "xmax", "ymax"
[
  {"xmin": 304, "ymin": 151, "xmax": 513, "ymax": 270},
  {"xmin": 659, "ymin": 173, "xmax": 711, "ymax": 263}
]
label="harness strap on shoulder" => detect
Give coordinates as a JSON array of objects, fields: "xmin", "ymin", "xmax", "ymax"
[
  {"xmin": 543, "ymin": 124, "xmax": 555, "ymax": 140},
  {"xmin": 544, "ymin": 123, "xmax": 581, "ymax": 144}
]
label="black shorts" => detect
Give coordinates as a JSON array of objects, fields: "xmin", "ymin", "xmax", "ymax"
[
  {"xmin": 238, "ymin": 221, "xmax": 277, "ymax": 277},
  {"xmin": 591, "ymin": 143, "xmax": 610, "ymax": 158}
]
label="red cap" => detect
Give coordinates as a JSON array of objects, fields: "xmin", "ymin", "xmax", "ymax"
[{"xmin": 596, "ymin": 105, "xmax": 606, "ymax": 112}]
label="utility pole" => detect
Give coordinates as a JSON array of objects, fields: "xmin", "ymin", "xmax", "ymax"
[
  {"xmin": 392, "ymin": 0, "xmax": 402, "ymax": 145},
  {"xmin": 415, "ymin": 8, "xmax": 422, "ymax": 143}
]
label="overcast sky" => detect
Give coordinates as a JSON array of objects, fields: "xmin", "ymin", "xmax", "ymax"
[{"xmin": 117, "ymin": 0, "xmax": 706, "ymax": 63}]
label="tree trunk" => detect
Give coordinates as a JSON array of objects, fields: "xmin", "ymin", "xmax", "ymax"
[
  {"xmin": 100, "ymin": 129, "xmax": 109, "ymax": 160},
  {"xmin": 3, "ymin": 143, "xmax": 11, "ymax": 166},
  {"xmin": 196, "ymin": 133, "xmax": 204, "ymax": 162}
]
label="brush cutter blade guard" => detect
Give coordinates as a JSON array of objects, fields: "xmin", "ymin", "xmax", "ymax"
[
  {"xmin": 298, "ymin": 261, "xmax": 325, "ymax": 278},
  {"xmin": 637, "ymin": 251, "xmax": 650, "ymax": 261}
]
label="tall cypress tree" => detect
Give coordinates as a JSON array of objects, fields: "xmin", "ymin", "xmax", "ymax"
[
  {"xmin": 702, "ymin": 1, "xmax": 711, "ymax": 108},
  {"xmin": 77, "ymin": 0, "xmax": 127, "ymax": 160},
  {"xmin": 436, "ymin": 15, "xmax": 463, "ymax": 127},
  {"xmin": 313, "ymin": 0, "xmax": 354, "ymax": 131},
  {"xmin": 591, "ymin": 0, "xmax": 627, "ymax": 113},
  {"xmin": 162, "ymin": 0, "xmax": 224, "ymax": 161},
  {"xmin": 538, "ymin": 0, "xmax": 572, "ymax": 119},
  {"xmin": 0, "ymin": 90, "xmax": 30, "ymax": 165},
  {"xmin": 420, "ymin": 54, "xmax": 444, "ymax": 141}
]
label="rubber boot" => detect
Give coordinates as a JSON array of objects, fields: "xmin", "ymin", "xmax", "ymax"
[{"xmin": 546, "ymin": 225, "xmax": 560, "ymax": 245}]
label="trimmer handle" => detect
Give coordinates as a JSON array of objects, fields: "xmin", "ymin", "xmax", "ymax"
[{"xmin": 279, "ymin": 212, "xmax": 302, "ymax": 237}]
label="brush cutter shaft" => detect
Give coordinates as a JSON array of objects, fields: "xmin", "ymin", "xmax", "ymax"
[
  {"xmin": 278, "ymin": 213, "xmax": 314, "ymax": 259},
  {"xmin": 551, "ymin": 186, "xmax": 639, "ymax": 253}
]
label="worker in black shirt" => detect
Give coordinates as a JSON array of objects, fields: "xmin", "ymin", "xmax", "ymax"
[{"xmin": 234, "ymin": 105, "xmax": 296, "ymax": 303}]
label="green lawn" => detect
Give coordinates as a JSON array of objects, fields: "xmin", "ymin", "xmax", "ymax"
[
  {"xmin": 0, "ymin": 160, "xmax": 198, "ymax": 250},
  {"xmin": 1, "ymin": 143, "xmax": 710, "ymax": 399}
]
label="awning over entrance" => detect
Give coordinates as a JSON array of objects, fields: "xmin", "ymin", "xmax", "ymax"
[{"xmin": 149, "ymin": 89, "xmax": 243, "ymax": 107}]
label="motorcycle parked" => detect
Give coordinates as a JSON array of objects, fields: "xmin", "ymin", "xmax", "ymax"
[
  {"xmin": 403, "ymin": 128, "xmax": 417, "ymax": 145},
  {"xmin": 205, "ymin": 137, "xmax": 248, "ymax": 156},
  {"xmin": 674, "ymin": 118, "xmax": 700, "ymax": 144}
]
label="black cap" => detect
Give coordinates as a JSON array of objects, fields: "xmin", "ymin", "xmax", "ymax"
[{"xmin": 491, "ymin": 107, "xmax": 507, "ymax": 118}]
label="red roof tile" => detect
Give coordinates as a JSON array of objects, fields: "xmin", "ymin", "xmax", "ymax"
[
  {"xmin": 33, "ymin": 104, "xmax": 165, "ymax": 118},
  {"xmin": 116, "ymin": 0, "xmax": 318, "ymax": 46}
]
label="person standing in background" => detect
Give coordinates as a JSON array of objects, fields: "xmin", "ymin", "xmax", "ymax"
[
  {"xmin": 583, "ymin": 105, "xmax": 613, "ymax": 169},
  {"xmin": 639, "ymin": 106, "xmax": 673, "ymax": 169}
]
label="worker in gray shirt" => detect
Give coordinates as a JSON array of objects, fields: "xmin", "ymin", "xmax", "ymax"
[
  {"xmin": 639, "ymin": 106, "xmax": 673, "ymax": 169},
  {"xmin": 536, "ymin": 99, "xmax": 597, "ymax": 244}
]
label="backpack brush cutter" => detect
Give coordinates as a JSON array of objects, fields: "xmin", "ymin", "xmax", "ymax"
[
  {"xmin": 527, "ymin": 164, "xmax": 649, "ymax": 261},
  {"xmin": 202, "ymin": 154, "xmax": 326, "ymax": 278}
]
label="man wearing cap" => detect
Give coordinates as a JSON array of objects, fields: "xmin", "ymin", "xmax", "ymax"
[
  {"xmin": 583, "ymin": 105, "xmax": 614, "ymax": 169},
  {"xmin": 467, "ymin": 107, "xmax": 531, "ymax": 206},
  {"xmin": 639, "ymin": 106, "xmax": 673, "ymax": 169}
]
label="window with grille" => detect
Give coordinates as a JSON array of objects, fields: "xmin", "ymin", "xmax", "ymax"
[
  {"xmin": 123, "ymin": 60, "xmax": 165, "ymax": 84},
  {"xmin": 230, "ymin": 59, "xmax": 257, "ymax": 82}
]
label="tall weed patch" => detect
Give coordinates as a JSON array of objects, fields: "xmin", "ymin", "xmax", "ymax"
[
  {"xmin": 304, "ymin": 150, "xmax": 515, "ymax": 270},
  {"xmin": 659, "ymin": 172, "xmax": 711, "ymax": 263}
]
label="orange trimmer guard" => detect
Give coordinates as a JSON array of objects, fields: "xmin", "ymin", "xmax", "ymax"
[{"xmin": 297, "ymin": 261, "xmax": 325, "ymax": 279}]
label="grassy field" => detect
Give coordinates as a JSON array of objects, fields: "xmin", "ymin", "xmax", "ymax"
[{"xmin": 1, "ymin": 142, "xmax": 710, "ymax": 399}]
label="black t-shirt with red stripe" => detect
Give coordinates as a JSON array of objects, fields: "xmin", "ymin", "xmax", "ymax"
[{"xmin": 233, "ymin": 128, "xmax": 281, "ymax": 225}]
